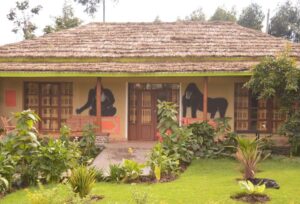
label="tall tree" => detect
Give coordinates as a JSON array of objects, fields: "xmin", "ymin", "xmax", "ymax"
[
  {"xmin": 74, "ymin": 0, "xmax": 117, "ymax": 17},
  {"xmin": 185, "ymin": 8, "xmax": 206, "ymax": 21},
  {"xmin": 7, "ymin": 0, "xmax": 42, "ymax": 40},
  {"xmin": 269, "ymin": 1, "xmax": 300, "ymax": 42},
  {"xmin": 210, "ymin": 7, "xmax": 237, "ymax": 22},
  {"xmin": 238, "ymin": 3, "xmax": 265, "ymax": 31},
  {"xmin": 43, "ymin": 1, "xmax": 82, "ymax": 34}
]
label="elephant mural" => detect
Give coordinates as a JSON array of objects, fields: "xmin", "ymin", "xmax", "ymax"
[{"xmin": 182, "ymin": 83, "xmax": 228, "ymax": 119}]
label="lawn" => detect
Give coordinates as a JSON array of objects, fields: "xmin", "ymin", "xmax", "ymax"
[{"xmin": 2, "ymin": 157, "xmax": 300, "ymax": 204}]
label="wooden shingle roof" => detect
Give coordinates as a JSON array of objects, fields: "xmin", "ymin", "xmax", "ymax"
[{"xmin": 0, "ymin": 21, "xmax": 299, "ymax": 58}]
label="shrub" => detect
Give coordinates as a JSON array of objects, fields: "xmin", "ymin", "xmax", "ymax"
[
  {"xmin": 59, "ymin": 125, "xmax": 71, "ymax": 146},
  {"xmin": 236, "ymin": 137, "xmax": 270, "ymax": 179},
  {"xmin": 69, "ymin": 166, "xmax": 96, "ymax": 198},
  {"xmin": 37, "ymin": 138, "xmax": 80, "ymax": 183},
  {"xmin": 121, "ymin": 159, "xmax": 145, "ymax": 183},
  {"xmin": 238, "ymin": 180, "xmax": 266, "ymax": 195},
  {"xmin": 108, "ymin": 164, "xmax": 125, "ymax": 183},
  {"xmin": 147, "ymin": 143, "xmax": 180, "ymax": 180},
  {"xmin": 3, "ymin": 110, "xmax": 41, "ymax": 186},
  {"xmin": 78, "ymin": 124, "xmax": 101, "ymax": 165},
  {"xmin": 0, "ymin": 151, "xmax": 17, "ymax": 192},
  {"xmin": 26, "ymin": 182, "xmax": 68, "ymax": 204}
]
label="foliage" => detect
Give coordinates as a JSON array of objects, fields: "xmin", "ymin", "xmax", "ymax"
[
  {"xmin": 69, "ymin": 166, "xmax": 96, "ymax": 198},
  {"xmin": 0, "ymin": 151, "xmax": 17, "ymax": 193},
  {"xmin": 147, "ymin": 143, "xmax": 180, "ymax": 179},
  {"xmin": 245, "ymin": 52, "xmax": 300, "ymax": 156},
  {"xmin": 188, "ymin": 119, "xmax": 237, "ymax": 158},
  {"xmin": 7, "ymin": 0, "xmax": 42, "ymax": 39},
  {"xmin": 44, "ymin": 1, "xmax": 82, "ymax": 34},
  {"xmin": 184, "ymin": 8, "xmax": 206, "ymax": 21},
  {"xmin": 236, "ymin": 137, "xmax": 269, "ymax": 179},
  {"xmin": 74, "ymin": 0, "xmax": 117, "ymax": 17},
  {"xmin": 59, "ymin": 124, "xmax": 71, "ymax": 146},
  {"xmin": 26, "ymin": 182, "xmax": 68, "ymax": 204},
  {"xmin": 269, "ymin": 1, "xmax": 300, "ymax": 42},
  {"xmin": 36, "ymin": 138, "xmax": 80, "ymax": 183},
  {"xmin": 238, "ymin": 180, "xmax": 266, "ymax": 195},
  {"xmin": 3, "ymin": 110, "xmax": 41, "ymax": 186},
  {"xmin": 78, "ymin": 124, "xmax": 101, "ymax": 165},
  {"xmin": 210, "ymin": 7, "xmax": 237, "ymax": 22},
  {"xmin": 238, "ymin": 3, "xmax": 265, "ymax": 30},
  {"xmin": 121, "ymin": 159, "xmax": 145, "ymax": 183},
  {"xmin": 280, "ymin": 112, "xmax": 300, "ymax": 156},
  {"xmin": 157, "ymin": 100, "xmax": 194, "ymax": 163},
  {"xmin": 93, "ymin": 168, "xmax": 104, "ymax": 182},
  {"xmin": 131, "ymin": 188, "xmax": 149, "ymax": 204},
  {"xmin": 157, "ymin": 100, "xmax": 179, "ymax": 134},
  {"xmin": 107, "ymin": 164, "xmax": 125, "ymax": 183}
]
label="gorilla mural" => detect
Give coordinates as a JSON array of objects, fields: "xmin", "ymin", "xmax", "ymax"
[
  {"xmin": 182, "ymin": 83, "xmax": 228, "ymax": 119},
  {"xmin": 76, "ymin": 87, "xmax": 116, "ymax": 116}
]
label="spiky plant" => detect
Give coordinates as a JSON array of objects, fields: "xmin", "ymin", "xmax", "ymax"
[
  {"xmin": 236, "ymin": 137, "xmax": 269, "ymax": 179},
  {"xmin": 69, "ymin": 166, "xmax": 96, "ymax": 198}
]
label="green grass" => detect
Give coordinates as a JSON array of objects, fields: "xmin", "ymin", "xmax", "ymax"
[{"xmin": 2, "ymin": 157, "xmax": 300, "ymax": 204}]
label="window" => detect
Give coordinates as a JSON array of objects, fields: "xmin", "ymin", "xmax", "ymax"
[
  {"xmin": 24, "ymin": 82, "xmax": 73, "ymax": 132},
  {"xmin": 234, "ymin": 83, "xmax": 285, "ymax": 133}
]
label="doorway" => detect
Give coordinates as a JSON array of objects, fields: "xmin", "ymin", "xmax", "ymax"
[{"xmin": 128, "ymin": 83, "xmax": 179, "ymax": 141}]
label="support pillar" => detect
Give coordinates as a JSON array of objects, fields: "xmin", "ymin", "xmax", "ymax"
[
  {"xmin": 203, "ymin": 77, "xmax": 208, "ymax": 121},
  {"xmin": 96, "ymin": 77, "xmax": 102, "ymax": 132}
]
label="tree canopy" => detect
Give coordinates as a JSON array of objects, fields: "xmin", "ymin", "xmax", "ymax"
[
  {"xmin": 210, "ymin": 7, "xmax": 237, "ymax": 22},
  {"xmin": 238, "ymin": 3, "xmax": 265, "ymax": 31},
  {"xmin": 73, "ymin": 0, "xmax": 117, "ymax": 17},
  {"xmin": 269, "ymin": 1, "xmax": 300, "ymax": 42},
  {"xmin": 43, "ymin": 1, "xmax": 82, "ymax": 34},
  {"xmin": 7, "ymin": 0, "xmax": 42, "ymax": 40},
  {"xmin": 185, "ymin": 8, "xmax": 206, "ymax": 21},
  {"xmin": 245, "ymin": 50, "xmax": 300, "ymax": 155}
]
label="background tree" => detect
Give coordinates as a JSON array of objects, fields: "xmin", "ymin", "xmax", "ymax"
[
  {"xmin": 238, "ymin": 3, "xmax": 265, "ymax": 31},
  {"xmin": 153, "ymin": 16, "xmax": 162, "ymax": 23},
  {"xmin": 7, "ymin": 0, "xmax": 42, "ymax": 40},
  {"xmin": 74, "ymin": 0, "xmax": 117, "ymax": 17},
  {"xmin": 269, "ymin": 1, "xmax": 300, "ymax": 42},
  {"xmin": 210, "ymin": 7, "xmax": 237, "ymax": 22},
  {"xmin": 185, "ymin": 8, "xmax": 206, "ymax": 21},
  {"xmin": 245, "ymin": 50, "xmax": 300, "ymax": 156},
  {"xmin": 44, "ymin": 1, "xmax": 82, "ymax": 34}
]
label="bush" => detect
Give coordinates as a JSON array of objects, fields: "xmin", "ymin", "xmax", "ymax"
[
  {"xmin": 236, "ymin": 137, "xmax": 270, "ymax": 179},
  {"xmin": 147, "ymin": 143, "xmax": 180, "ymax": 180},
  {"xmin": 69, "ymin": 166, "xmax": 96, "ymax": 198},
  {"xmin": 78, "ymin": 124, "xmax": 101, "ymax": 165},
  {"xmin": 37, "ymin": 138, "xmax": 80, "ymax": 183},
  {"xmin": 2, "ymin": 110, "xmax": 41, "ymax": 187},
  {"xmin": 107, "ymin": 164, "xmax": 125, "ymax": 183},
  {"xmin": 121, "ymin": 159, "xmax": 145, "ymax": 183},
  {"xmin": 0, "ymin": 151, "xmax": 17, "ymax": 193}
]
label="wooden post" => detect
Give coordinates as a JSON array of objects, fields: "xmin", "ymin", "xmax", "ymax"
[
  {"xmin": 203, "ymin": 77, "xmax": 208, "ymax": 121},
  {"xmin": 96, "ymin": 77, "xmax": 102, "ymax": 132}
]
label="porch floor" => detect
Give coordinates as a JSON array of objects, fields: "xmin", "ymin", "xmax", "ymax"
[{"xmin": 91, "ymin": 141, "xmax": 156, "ymax": 176}]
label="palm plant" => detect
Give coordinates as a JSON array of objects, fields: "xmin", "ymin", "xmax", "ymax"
[{"xmin": 236, "ymin": 137, "xmax": 269, "ymax": 179}]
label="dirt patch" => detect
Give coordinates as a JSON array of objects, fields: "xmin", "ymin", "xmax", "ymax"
[{"xmin": 231, "ymin": 193, "xmax": 270, "ymax": 203}]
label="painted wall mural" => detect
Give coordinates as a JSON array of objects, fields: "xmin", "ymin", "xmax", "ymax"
[
  {"xmin": 76, "ymin": 87, "xmax": 117, "ymax": 116},
  {"xmin": 182, "ymin": 83, "xmax": 228, "ymax": 119}
]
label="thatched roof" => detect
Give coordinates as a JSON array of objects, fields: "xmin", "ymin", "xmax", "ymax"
[
  {"xmin": 0, "ymin": 21, "xmax": 299, "ymax": 58},
  {"xmin": 0, "ymin": 21, "xmax": 299, "ymax": 74},
  {"xmin": 0, "ymin": 61, "xmax": 256, "ymax": 73}
]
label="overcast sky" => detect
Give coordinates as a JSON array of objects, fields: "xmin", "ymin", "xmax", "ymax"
[{"xmin": 0, "ymin": 0, "xmax": 296, "ymax": 45}]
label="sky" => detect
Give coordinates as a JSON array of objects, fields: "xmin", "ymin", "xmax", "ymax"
[{"xmin": 0, "ymin": 0, "xmax": 296, "ymax": 45}]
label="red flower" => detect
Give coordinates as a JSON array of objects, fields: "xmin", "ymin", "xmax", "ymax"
[
  {"xmin": 156, "ymin": 132, "xmax": 163, "ymax": 142},
  {"xmin": 165, "ymin": 129, "xmax": 172, "ymax": 136}
]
